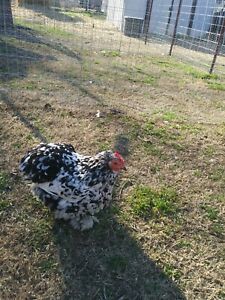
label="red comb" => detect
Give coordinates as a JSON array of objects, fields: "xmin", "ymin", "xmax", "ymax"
[{"xmin": 114, "ymin": 151, "xmax": 125, "ymax": 162}]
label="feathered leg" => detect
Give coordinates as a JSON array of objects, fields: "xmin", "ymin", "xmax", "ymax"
[{"xmin": 31, "ymin": 186, "xmax": 99, "ymax": 230}]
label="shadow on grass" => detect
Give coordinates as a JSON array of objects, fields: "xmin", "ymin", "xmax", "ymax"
[
  {"xmin": 0, "ymin": 35, "xmax": 53, "ymax": 81},
  {"xmin": 53, "ymin": 212, "xmax": 186, "ymax": 300},
  {"xmin": 12, "ymin": 25, "xmax": 81, "ymax": 60},
  {"xmin": 0, "ymin": 89, "xmax": 48, "ymax": 143},
  {"xmin": 22, "ymin": 4, "xmax": 84, "ymax": 24},
  {"xmin": 0, "ymin": 25, "xmax": 81, "ymax": 82},
  {"xmin": 114, "ymin": 134, "xmax": 130, "ymax": 157}
]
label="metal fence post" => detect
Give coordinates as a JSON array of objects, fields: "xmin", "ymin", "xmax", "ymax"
[
  {"xmin": 169, "ymin": 0, "xmax": 183, "ymax": 56},
  {"xmin": 165, "ymin": 0, "xmax": 175, "ymax": 36},
  {"xmin": 209, "ymin": 16, "xmax": 225, "ymax": 74},
  {"xmin": 143, "ymin": 0, "xmax": 154, "ymax": 45}
]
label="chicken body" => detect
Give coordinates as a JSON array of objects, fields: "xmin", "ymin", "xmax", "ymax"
[{"xmin": 19, "ymin": 143, "xmax": 119, "ymax": 230}]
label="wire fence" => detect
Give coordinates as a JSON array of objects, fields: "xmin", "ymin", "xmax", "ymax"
[{"xmin": 0, "ymin": 0, "xmax": 224, "ymax": 83}]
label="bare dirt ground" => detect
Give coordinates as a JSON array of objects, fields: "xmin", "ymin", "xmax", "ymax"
[{"xmin": 0, "ymin": 5, "xmax": 225, "ymax": 300}]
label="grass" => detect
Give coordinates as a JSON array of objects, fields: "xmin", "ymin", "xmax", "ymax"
[
  {"xmin": 207, "ymin": 81, "xmax": 225, "ymax": 91},
  {"xmin": 38, "ymin": 258, "xmax": 58, "ymax": 273},
  {"xmin": 153, "ymin": 58, "xmax": 219, "ymax": 80},
  {"xmin": 209, "ymin": 167, "xmax": 225, "ymax": 181},
  {"xmin": 100, "ymin": 50, "xmax": 120, "ymax": 57},
  {"xmin": 15, "ymin": 19, "xmax": 74, "ymax": 38},
  {"xmin": 27, "ymin": 218, "xmax": 53, "ymax": 250},
  {"xmin": 201, "ymin": 204, "xmax": 219, "ymax": 221},
  {"xmin": 164, "ymin": 264, "xmax": 182, "ymax": 280},
  {"xmin": 0, "ymin": 172, "xmax": 10, "ymax": 193},
  {"xmin": 128, "ymin": 185, "xmax": 178, "ymax": 219},
  {"xmin": 0, "ymin": 199, "xmax": 12, "ymax": 211},
  {"xmin": 0, "ymin": 4, "xmax": 225, "ymax": 300},
  {"xmin": 106, "ymin": 255, "xmax": 128, "ymax": 273}
]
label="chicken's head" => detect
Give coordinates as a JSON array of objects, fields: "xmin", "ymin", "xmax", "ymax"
[{"xmin": 108, "ymin": 151, "xmax": 125, "ymax": 172}]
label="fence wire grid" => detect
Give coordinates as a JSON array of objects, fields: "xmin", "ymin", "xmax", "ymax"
[{"xmin": 0, "ymin": 0, "xmax": 225, "ymax": 85}]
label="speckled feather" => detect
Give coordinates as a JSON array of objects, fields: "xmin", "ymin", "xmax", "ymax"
[{"xmin": 19, "ymin": 143, "xmax": 119, "ymax": 230}]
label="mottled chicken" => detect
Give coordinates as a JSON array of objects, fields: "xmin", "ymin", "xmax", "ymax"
[{"xmin": 19, "ymin": 143, "xmax": 125, "ymax": 230}]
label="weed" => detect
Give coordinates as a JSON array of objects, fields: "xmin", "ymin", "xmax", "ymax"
[
  {"xmin": 129, "ymin": 185, "xmax": 177, "ymax": 219},
  {"xmin": 163, "ymin": 264, "xmax": 182, "ymax": 280}
]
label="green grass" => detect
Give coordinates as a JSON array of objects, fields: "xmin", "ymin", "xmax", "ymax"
[
  {"xmin": 98, "ymin": 141, "xmax": 111, "ymax": 151},
  {"xmin": 163, "ymin": 264, "xmax": 182, "ymax": 280},
  {"xmin": 127, "ymin": 71, "xmax": 157, "ymax": 85},
  {"xmin": 38, "ymin": 258, "xmax": 58, "ymax": 273},
  {"xmin": 10, "ymin": 79, "xmax": 39, "ymax": 90},
  {"xmin": 201, "ymin": 205, "xmax": 219, "ymax": 221},
  {"xmin": 161, "ymin": 111, "xmax": 181, "ymax": 122},
  {"xmin": 210, "ymin": 223, "xmax": 224, "ymax": 236},
  {"xmin": 176, "ymin": 240, "xmax": 192, "ymax": 248},
  {"xmin": 142, "ymin": 75, "xmax": 156, "ymax": 85},
  {"xmin": 202, "ymin": 145, "xmax": 216, "ymax": 157},
  {"xmin": 209, "ymin": 167, "xmax": 225, "ymax": 181},
  {"xmin": 144, "ymin": 120, "xmax": 178, "ymax": 143},
  {"xmin": 0, "ymin": 199, "xmax": 12, "ymax": 212},
  {"xmin": 207, "ymin": 81, "xmax": 225, "ymax": 91},
  {"xmin": 209, "ymin": 194, "xmax": 225, "ymax": 203},
  {"xmin": 15, "ymin": 19, "xmax": 73, "ymax": 38},
  {"xmin": 81, "ymin": 10, "xmax": 106, "ymax": 20},
  {"xmin": 129, "ymin": 185, "xmax": 178, "ymax": 219},
  {"xmin": 100, "ymin": 50, "xmax": 120, "ymax": 57},
  {"xmin": 151, "ymin": 58, "xmax": 219, "ymax": 80},
  {"xmin": 145, "ymin": 122, "xmax": 169, "ymax": 139},
  {"xmin": 0, "ymin": 172, "xmax": 10, "ymax": 193},
  {"xmin": 28, "ymin": 218, "xmax": 53, "ymax": 250}
]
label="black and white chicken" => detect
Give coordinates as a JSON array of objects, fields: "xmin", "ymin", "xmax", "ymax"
[{"xmin": 19, "ymin": 143, "xmax": 125, "ymax": 230}]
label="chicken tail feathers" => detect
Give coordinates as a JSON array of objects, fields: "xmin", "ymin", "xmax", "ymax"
[{"xmin": 19, "ymin": 143, "xmax": 76, "ymax": 183}]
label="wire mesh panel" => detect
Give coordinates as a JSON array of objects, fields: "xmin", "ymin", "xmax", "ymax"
[{"xmin": 0, "ymin": 0, "xmax": 224, "ymax": 115}]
